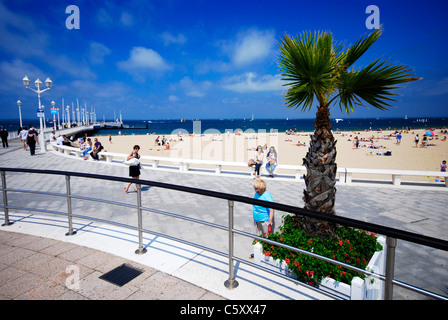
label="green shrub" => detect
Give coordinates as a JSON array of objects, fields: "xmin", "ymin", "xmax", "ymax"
[{"xmin": 256, "ymin": 215, "xmax": 383, "ymax": 287}]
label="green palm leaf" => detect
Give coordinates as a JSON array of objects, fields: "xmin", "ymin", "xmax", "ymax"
[{"xmin": 278, "ymin": 28, "xmax": 421, "ymax": 113}]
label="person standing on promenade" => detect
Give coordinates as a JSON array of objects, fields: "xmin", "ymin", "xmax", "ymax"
[
  {"xmin": 250, "ymin": 179, "xmax": 275, "ymax": 259},
  {"xmin": 0, "ymin": 126, "xmax": 8, "ymax": 148},
  {"xmin": 253, "ymin": 145, "xmax": 264, "ymax": 179},
  {"xmin": 26, "ymin": 129, "xmax": 39, "ymax": 155},
  {"xmin": 124, "ymin": 145, "xmax": 141, "ymax": 193},
  {"xmin": 19, "ymin": 126, "xmax": 28, "ymax": 151}
]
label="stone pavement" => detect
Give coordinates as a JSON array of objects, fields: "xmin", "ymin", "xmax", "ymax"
[{"xmin": 0, "ymin": 138, "xmax": 447, "ymax": 300}]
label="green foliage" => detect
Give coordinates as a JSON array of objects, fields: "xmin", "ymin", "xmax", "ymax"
[
  {"xmin": 257, "ymin": 215, "xmax": 383, "ymax": 287},
  {"xmin": 277, "ymin": 27, "xmax": 421, "ymax": 114}
]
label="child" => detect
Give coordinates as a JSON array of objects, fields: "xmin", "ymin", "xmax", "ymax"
[{"xmin": 441, "ymin": 160, "xmax": 447, "ymax": 172}]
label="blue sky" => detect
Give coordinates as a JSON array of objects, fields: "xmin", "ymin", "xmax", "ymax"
[{"xmin": 0, "ymin": 0, "xmax": 447, "ymax": 121}]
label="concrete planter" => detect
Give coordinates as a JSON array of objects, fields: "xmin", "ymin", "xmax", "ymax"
[{"xmin": 253, "ymin": 236, "xmax": 386, "ymax": 300}]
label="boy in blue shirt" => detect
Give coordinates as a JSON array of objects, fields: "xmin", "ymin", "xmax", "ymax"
[{"xmin": 252, "ymin": 179, "xmax": 275, "ymax": 237}]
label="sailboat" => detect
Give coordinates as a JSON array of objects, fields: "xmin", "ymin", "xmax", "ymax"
[
  {"xmin": 404, "ymin": 115, "xmax": 408, "ymax": 120},
  {"xmin": 250, "ymin": 113, "xmax": 254, "ymax": 121}
]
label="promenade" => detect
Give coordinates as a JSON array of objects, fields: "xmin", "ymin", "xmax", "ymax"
[{"xmin": 0, "ymin": 137, "xmax": 447, "ymax": 300}]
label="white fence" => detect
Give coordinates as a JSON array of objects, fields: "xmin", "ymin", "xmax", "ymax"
[{"xmin": 50, "ymin": 142, "xmax": 448, "ymax": 187}]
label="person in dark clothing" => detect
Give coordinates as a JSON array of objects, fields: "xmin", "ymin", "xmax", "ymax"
[
  {"xmin": 26, "ymin": 129, "xmax": 39, "ymax": 155},
  {"xmin": 0, "ymin": 126, "xmax": 8, "ymax": 148},
  {"xmin": 90, "ymin": 138, "xmax": 103, "ymax": 160}
]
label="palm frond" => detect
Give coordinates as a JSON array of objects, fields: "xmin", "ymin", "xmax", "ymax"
[
  {"xmin": 336, "ymin": 58, "xmax": 422, "ymax": 113},
  {"xmin": 278, "ymin": 31, "xmax": 337, "ymax": 110},
  {"xmin": 278, "ymin": 27, "xmax": 421, "ymax": 114}
]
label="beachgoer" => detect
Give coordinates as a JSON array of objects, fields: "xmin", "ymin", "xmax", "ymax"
[
  {"xmin": 0, "ymin": 126, "xmax": 8, "ymax": 148},
  {"xmin": 83, "ymin": 138, "xmax": 92, "ymax": 160},
  {"xmin": 253, "ymin": 145, "xmax": 264, "ymax": 179},
  {"xmin": 421, "ymin": 134, "xmax": 427, "ymax": 148},
  {"xmin": 414, "ymin": 134, "xmax": 419, "ymax": 148},
  {"xmin": 397, "ymin": 132, "xmax": 402, "ymax": 145},
  {"xmin": 354, "ymin": 136, "xmax": 359, "ymax": 149},
  {"xmin": 249, "ymin": 179, "xmax": 275, "ymax": 259},
  {"xmin": 124, "ymin": 145, "xmax": 141, "ymax": 193},
  {"xmin": 90, "ymin": 138, "xmax": 103, "ymax": 160},
  {"xmin": 441, "ymin": 160, "xmax": 447, "ymax": 172},
  {"xmin": 19, "ymin": 126, "xmax": 28, "ymax": 151},
  {"xmin": 108, "ymin": 133, "xmax": 112, "ymax": 144},
  {"xmin": 26, "ymin": 129, "xmax": 39, "ymax": 155},
  {"xmin": 265, "ymin": 146, "xmax": 278, "ymax": 178}
]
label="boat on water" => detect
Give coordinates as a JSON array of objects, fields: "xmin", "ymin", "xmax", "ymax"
[{"xmin": 335, "ymin": 118, "xmax": 343, "ymax": 123}]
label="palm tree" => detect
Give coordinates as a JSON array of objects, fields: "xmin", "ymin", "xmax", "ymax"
[{"xmin": 278, "ymin": 27, "xmax": 420, "ymax": 238}]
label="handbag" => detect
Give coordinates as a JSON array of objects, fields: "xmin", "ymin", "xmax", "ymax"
[
  {"xmin": 123, "ymin": 158, "xmax": 140, "ymax": 166},
  {"xmin": 248, "ymin": 159, "xmax": 255, "ymax": 167}
]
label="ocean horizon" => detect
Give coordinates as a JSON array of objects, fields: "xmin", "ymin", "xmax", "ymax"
[{"xmin": 1, "ymin": 116, "xmax": 447, "ymax": 136}]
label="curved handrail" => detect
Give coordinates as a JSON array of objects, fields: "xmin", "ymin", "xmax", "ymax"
[{"xmin": 1, "ymin": 167, "xmax": 447, "ymax": 252}]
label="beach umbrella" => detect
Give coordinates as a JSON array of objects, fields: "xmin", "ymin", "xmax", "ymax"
[{"xmin": 426, "ymin": 130, "xmax": 434, "ymax": 137}]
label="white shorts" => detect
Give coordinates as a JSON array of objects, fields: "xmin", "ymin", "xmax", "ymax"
[{"xmin": 253, "ymin": 220, "xmax": 275, "ymax": 237}]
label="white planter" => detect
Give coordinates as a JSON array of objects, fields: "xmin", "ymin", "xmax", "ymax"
[{"xmin": 253, "ymin": 236, "xmax": 386, "ymax": 300}]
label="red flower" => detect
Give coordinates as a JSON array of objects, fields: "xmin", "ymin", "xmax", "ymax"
[
  {"xmin": 279, "ymin": 236, "xmax": 283, "ymax": 242},
  {"xmin": 264, "ymin": 250, "xmax": 271, "ymax": 256},
  {"xmin": 285, "ymin": 258, "xmax": 290, "ymax": 264},
  {"xmin": 338, "ymin": 240, "xmax": 343, "ymax": 246}
]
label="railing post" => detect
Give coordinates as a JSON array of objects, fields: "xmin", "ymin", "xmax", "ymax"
[
  {"xmin": 65, "ymin": 175, "xmax": 77, "ymax": 236},
  {"xmin": 135, "ymin": 183, "xmax": 147, "ymax": 254},
  {"xmin": 1, "ymin": 171, "xmax": 13, "ymax": 226},
  {"xmin": 224, "ymin": 200, "xmax": 239, "ymax": 289},
  {"xmin": 384, "ymin": 236, "xmax": 397, "ymax": 300}
]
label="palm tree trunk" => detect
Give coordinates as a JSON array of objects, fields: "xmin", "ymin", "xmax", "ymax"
[{"xmin": 300, "ymin": 105, "xmax": 338, "ymax": 238}]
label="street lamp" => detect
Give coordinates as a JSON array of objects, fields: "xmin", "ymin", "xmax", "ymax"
[
  {"xmin": 22, "ymin": 76, "xmax": 53, "ymax": 153},
  {"xmin": 17, "ymin": 100, "xmax": 23, "ymax": 128},
  {"xmin": 66, "ymin": 105, "xmax": 71, "ymax": 128},
  {"xmin": 51, "ymin": 101, "xmax": 57, "ymax": 131}
]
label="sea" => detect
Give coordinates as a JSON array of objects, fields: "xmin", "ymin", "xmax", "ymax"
[{"xmin": 1, "ymin": 117, "xmax": 447, "ymax": 136}]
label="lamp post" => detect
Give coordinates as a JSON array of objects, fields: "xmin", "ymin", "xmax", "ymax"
[
  {"xmin": 17, "ymin": 100, "xmax": 23, "ymax": 128},
  {"xmin": 66, "ymin": 105, "xmax": 71, "ymax": 128},
  {"xmin": 22, "ymin": 76, "xmax": 52, "ymax": 153},
  {"xmin": 51, "ymin": 101, "xmax": 57, "ymax": 131}
]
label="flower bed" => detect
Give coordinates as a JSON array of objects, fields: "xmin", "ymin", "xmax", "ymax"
[{"xmin": 253, "ymin": 215, "xmax": 385, "ymax": 300}]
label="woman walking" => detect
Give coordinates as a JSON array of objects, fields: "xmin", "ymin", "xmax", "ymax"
[
  {"xmin": 26, "ymin": 129, "xmax": 39, "ymax": 155},
  {"xmin": 124, "ymin": 145, "xmax": 141, "ymax": 193}
]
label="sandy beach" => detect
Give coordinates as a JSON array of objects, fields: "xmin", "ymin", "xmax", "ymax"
[{"xmin": 88, "ymin": 128, "xmax": 448, "ymax": 182}]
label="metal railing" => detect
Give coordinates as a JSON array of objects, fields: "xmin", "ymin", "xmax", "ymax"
[{"xmin": 1, "ymin": 167, "xmax": 447, "ymax": 300}]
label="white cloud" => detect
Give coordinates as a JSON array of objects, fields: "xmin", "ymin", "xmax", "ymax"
[
  {"xmin": 161, "ymin": 32, "xmax": 187, "ymax": 46},
  {"xmin": 230, "ymin": 29, "xmax": 276, "ymax": 67},
  {"xmin": 89, "ymin": 42, "xmax": 111, "ymax": 65},
  {"xmin": 120, "ymin": 12, "xmax": 134, "ymax": 27},
  {"xmin": 196, "ymin": 28, "xmax": 276, "ymax": 74},
  {"xmin": 222, "ymin": 72, "xmax": 283, "ymax": 93},
  {"xmin": 177, "ymin": 77, "xmax": 212, "ymax": 97},
  {"xmin": 168, "ymin": 95, "xmax": 180, "ymax": 102},
  {"xmin": 118, "ymin": 47, "xmax": 172, "ymax": 76}
]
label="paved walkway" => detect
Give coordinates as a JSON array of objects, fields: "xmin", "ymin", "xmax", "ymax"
[{"xmin": 0, "ymin": 138, "xmax": 447, "ymax": 300}]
